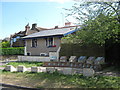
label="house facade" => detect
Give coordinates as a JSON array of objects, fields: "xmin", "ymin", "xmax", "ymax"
[
  {"xmin": 23, "ymin": 23, "xmax": 80, "ymax": 60},
  {"xmin": 2, "ymin": 37, "xmax": 10, "ymax": 42},
  {"xmin": 25, "ymin": 37, "xmax": 61, "ymax": 56},
  {"xmin": 10, "ymin": 23, "xmax": 48, "ymax": 47}
]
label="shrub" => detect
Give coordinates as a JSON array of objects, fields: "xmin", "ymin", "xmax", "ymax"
[
  {"xmin": 0, "ymin": 47, "xmax": 24, "ymax": 55},
  {"xmin": 0, "ymin": 41, "xmax": 10, "ymax": 48}
]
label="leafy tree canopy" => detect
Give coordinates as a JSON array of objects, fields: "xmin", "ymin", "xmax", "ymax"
[{"xmin": 63, "ymin": 1, "xmax": 120, "ymax": 46}]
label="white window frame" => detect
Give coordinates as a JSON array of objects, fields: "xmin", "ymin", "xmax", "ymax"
[
  {"xmin": 46, "ymin": 37, "xmax": 54, "ymax": 47},
  {"xmin": 31, "ymin": 39, "xmax": 37, "ymax": 47}
]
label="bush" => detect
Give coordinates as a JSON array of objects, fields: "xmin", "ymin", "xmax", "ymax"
[
  {"xmin": 0, "ymin": 47, "xmax": 24, "ymax": 55},
  {"xmin": 0, "ymin": 41, "xmax": 10, "ymax": 48}
]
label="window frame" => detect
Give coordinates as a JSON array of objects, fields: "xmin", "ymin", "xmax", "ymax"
[
  {"xmin": 31, "ymin": 38, "xmax": 37, "ymax": 48},
  {"xmin": 46, "ymin": 37, "xmax": 55, "ymax": 47}
]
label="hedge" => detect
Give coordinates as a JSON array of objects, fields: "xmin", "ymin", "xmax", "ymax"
[{"xmin": 0, "ymin": 47, "xmax": 24, "ymax": 55}]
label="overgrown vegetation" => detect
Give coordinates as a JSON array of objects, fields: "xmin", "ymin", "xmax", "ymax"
[
  {"xmin": 1, "ymin": 71, "xmax": 120, "ymax": 88},
  {"xmin": 64, "ymin": 2, "xmax": 120, "ymax": 45},
  {"xmin": 63, "ymin": 14, "xmax": 119, "ymax": 46},
  {"xmin": 64, "ymin": 1, "xmax": 120, "ymax": 66},
  {"xmin": 3, "ymin": 61, "xmax": 43, "ymax": 68},
  {"xmin": 0, "ymin": 47, "xmax": 24, "ymax": 55}
]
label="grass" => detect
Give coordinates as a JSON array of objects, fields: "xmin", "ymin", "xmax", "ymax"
[
  {"xmin": 3, "ymin": 61, "xmax": 43, "ymax": 68},
  {"xmin": 1, "ymin": 62, "xmax": 120, "ymax": 88},
  {"xmin": 1, "ymin": 70, "xmax": 120, "ymax": 88}
]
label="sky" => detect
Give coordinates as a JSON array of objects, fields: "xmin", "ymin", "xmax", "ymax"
[{"xmin": 0, "ymin": 0, "xmax": 78, "ymax": 39}]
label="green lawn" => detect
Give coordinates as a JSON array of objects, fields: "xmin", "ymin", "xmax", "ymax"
[
  {"xmin": 1, "ymin": 70, "xmax": 120, "ymax": 88},
  {"xmin": 3, "ymin": 61, "xmax": 43, "ymax": 68},
  {"xmin": 1, "ymin": 62, "xmax": 120, "ymax": 88}
]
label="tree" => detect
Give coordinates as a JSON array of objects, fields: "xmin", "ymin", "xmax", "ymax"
[
  {"xmin": 65, "ymin": 1, "xmax": 120, "ymax": 23},
  {"xmin": 63, "ymin": 14, "xmax": 119, "ymax": 45},
  {"xmin": 0, "ymin": 41, "xmax": 10, "ymax": 48},
  {"xmin": 64, "ymin": 1, "xmax": 120, "ymax": 45},
  {"xmin": 64, "ymin": 1, "xmax": 120, "ymax": 66}
]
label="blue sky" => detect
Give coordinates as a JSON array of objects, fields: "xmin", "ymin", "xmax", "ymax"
[{"xmin": 1, "ymin": 0, "xmax": 77, "ymax": 39}]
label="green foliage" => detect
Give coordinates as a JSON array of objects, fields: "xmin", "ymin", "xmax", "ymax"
[
  {"xmin": 82, "ymin": 15, "xmax": 119, "ymax": 45},
  {"xmin": 0, "ymin": 47, "xmax": 24, "ymax": 55},
  {"xmin": 4, "ymin": 61, "xmax": 43, "ymax": 68},
  {"xmin": 0, "ymin": 41, "xmax": 10, "ymax": 48},
  {"xmin": 64, "ymin": 2, "xmax": 120, "ymax": 46},
  {"xmin": 66, "ymin": 2, "xmax": 120, "ymax": 23},
  {"xmin": 63, "ymin": 14, "xmax": 120, "ymax": 46}
]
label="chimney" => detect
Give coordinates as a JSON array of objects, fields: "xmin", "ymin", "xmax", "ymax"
[
  {"xmin": 65, "ymin": 22, "xmax": 71, "ymax": 27},
  {"xmin": 25, "ymin": 23, "xmax": 30, "ymax": 31},
  {"xmin": 31, "ymin": 23, "xmax": 37, "ymax": 30},
  {"xmin": 54, "ymin": 26, "xmax": 58, "ymax": 29}
]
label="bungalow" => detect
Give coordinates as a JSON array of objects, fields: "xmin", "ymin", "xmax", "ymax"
[
  {"xmin": 10, "ymin": 23, "xmax": 48, "ymax": 47},
  {"xmin": 22, "ymin": 22, "xmax": 80, "ymax": 60},
  {"xmin": 2, "ymin": 37, "xmax": 10, "ymax": 42}
]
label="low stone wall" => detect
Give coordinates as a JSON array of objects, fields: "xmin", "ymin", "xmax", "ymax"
[
  {"xmin": 43, "ymin": 62, "xmax": 105, "ymax": 71},
  {"xmin": 4, "ymin": 65, "xmax": 95, "ymax": 76},
  {"xmin": 0, "ymin": 55, "xmax": 18, "ymax": 61},
  {"xmin": 18, "ymin": 56, "xmax": 50, "ymax": 62}
]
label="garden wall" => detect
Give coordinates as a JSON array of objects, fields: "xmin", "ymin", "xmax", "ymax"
[
  {"xmin": 18, "ymin": 56, "xmax": 50, "ymax": 62},
  {"xmin": 0, "ymin": 55, "xmax": 18, "ymax": 61},
  {"xmin": 60, "ymin": 43, "xmax": 105, "ymax": 58}
]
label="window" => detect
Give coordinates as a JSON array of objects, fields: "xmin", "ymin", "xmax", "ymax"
[
  {"xmin": 49, "ymin": 38, "xmax": 53, "ymax": 46},
  {"xmin": 46, "ymin": 37, "xmax": 56, "ymax": 47},
  {"xmin": 16, "ymin": 36, "xmax": 20, "ymax": 40},
  {"xmin": 13, "ymin": 38, "xmax": 16, "ymax": 42},
  {"xmin": 16, "ymin": 36, "xmax": 20, "ymax": 39},
  {"xmin": 31, "ymin": 39, "xmax": 37, "ymax": 47}
]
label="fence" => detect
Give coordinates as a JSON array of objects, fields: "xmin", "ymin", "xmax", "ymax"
[
  {"xmin": 18, "ymin": 56, "xmax": 50, "ymax": 62},
  {"xmin": 60, "ymin": 43, "xmax": 105, "ymax": 58}
]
